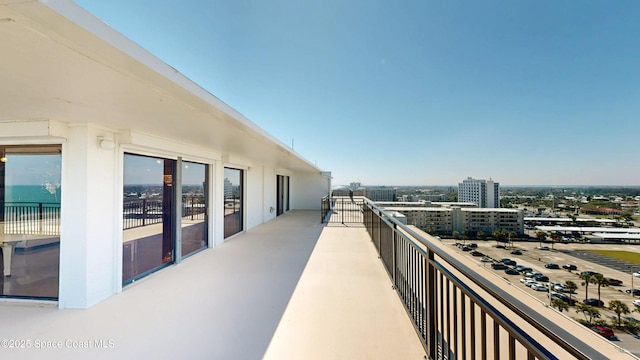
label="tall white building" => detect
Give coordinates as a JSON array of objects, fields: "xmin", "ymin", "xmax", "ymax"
[{"xmin": 458, "ymin": 177, "xmax": 500, "ymax": 208}]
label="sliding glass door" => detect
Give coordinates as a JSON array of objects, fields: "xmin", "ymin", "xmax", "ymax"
[
  {"xmin": 223, "ymin": 168, "xmax": 243, "ymax": 238},
  {"xmin": 0, "ymin": 145, "xmax": 61, "ymax": 299},
  {"xmin": 181, "ymin": 161, "xmax": 208, "ymax": 258},
  {"xmin": 276, "ymin": 175, "xmax": 290, "ymax": 216},
  {"xmin": 122, "ymin": 154, "xmax": 175, "ymax": 284}
]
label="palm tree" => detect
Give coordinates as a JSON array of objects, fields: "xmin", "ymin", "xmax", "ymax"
[
  {"xmin": 536, "ymin": 231, "xmax": 547, "ymax": 247},
  {"xmin": 579, "ymin": 273, "xmax": 593, "ymax": 300},
  {"xmin": 590, "ymin": 274, "xmax": 610, "ymax": 306},
  {"xmin": 552, "ymin": 299, "xmax": 569, "ymax": 313},
  {"xmin": 477, "ymin": 230, "xmax": 485, "ymax": 240},
  {"xmin": 564, "ymin": 280, "xmax": 578, "ymax": 303},
  {"xmin": 492, "ymin": 229, "xmax": 507, "ymax": 247},
  {"xmin": 609, "ymin": 300, "xmax": 630, "ymax": 327},
  {"xmin": 575, "ymin": 303, "xmax": 600, "ymax": 324}
]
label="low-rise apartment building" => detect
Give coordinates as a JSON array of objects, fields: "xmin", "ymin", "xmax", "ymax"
[{"xmin": 382, "ymin": 206, "xmax": 524, "ymax": 236}]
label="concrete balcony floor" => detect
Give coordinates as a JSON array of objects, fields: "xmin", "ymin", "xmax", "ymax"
[{"xmin": 0, "ymin": 211, "xmax": 425, "ymax": 360}]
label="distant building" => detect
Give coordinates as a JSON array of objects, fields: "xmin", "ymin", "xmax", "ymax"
[
  {"xmin": 224, "ymin": 178, "xmax": 233, "ymax": 198},
  {"xmin": 454, "ymin": 207, "xmax": 523, "ymax": 236},
  {"xmin": 380, "ymin": 206, "xmax": 523, "ymax": 236},
  {"xmin": 332, "ymin": 188, "xmax": 366, "ymax": 197},
  {"xmin": 421, "ymin": 194, "xmax": 447, "ymax": 202},
  {"xmin": 458, "ymin": 177, "xmax": 500, "ymax": 208},
  {"xmin": 365, "ymin": 188, "xmax": 397, "ymax": 202}
]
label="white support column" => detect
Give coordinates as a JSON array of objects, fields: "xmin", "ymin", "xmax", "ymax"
[
  {"xmin": 59, "ymin": 125, "xmax": 119, "ymax": 308},
  {"xmin": 212, "ymin": 161, "xmax": 224, "ymax": 246}
]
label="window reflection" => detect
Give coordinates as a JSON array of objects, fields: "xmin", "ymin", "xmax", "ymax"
[
  {"xmin": 122, "ymin": 154, "xmax": 175, "ymax": 284},
  {"xmin": 224, "ymin": 168, "xmax": 243, "ymax": 238},
  {"xmin": 181, "ymin": 161, "xmax": 207, "ymax": 258},
  {"xmin": 0, "ymin": 145, "xmax": 61, "ymax": 299}
]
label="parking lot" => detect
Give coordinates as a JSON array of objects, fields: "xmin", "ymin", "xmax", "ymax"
[{"xmin": 446, "ymin": 239, "xmax": 640, "ymax": 356}]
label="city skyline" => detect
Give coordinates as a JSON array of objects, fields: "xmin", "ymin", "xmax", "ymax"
[{"xmin": 75, "ymin": 1, "xmax": 640, "ymax": 186}]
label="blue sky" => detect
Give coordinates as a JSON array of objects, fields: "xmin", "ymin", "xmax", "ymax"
[{"xmin": 75, "ymin": 1, "xmax": 640, "ymax": 186}]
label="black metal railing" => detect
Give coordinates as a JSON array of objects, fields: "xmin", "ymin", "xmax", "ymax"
[
  {"xmin": 123, "ymin": 196, "xmax": 205, "ymax": 230},
  {"xmin": 321, "ymin": 196, "xmax": 365, "ymax": 225},
  {"xmin": 362, "ymin": 198, "xmax": 610, "ymax": 360},
  {"xmin": 3, "ymin": 202, "xmax": 60, "ymax": 236},
  {"xmin": 123, "ymin": 199, "xmax": 164, "ymax": 229}
]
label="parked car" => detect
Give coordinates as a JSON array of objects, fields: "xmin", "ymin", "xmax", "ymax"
[
  {"xmin": 500, "ymin": 258, "xmax": 516, "ymax": 266},
  {"xmin": 531, "ymin": 283, "xmax": 548, "ymax": 292},
  {"xmin": 537, "ymin": 246, "xmax": 550, "ymax": 250},
  {"xmin": 583, "ymin": 298, "xmax": 604, "ymax": 307},
  {"xmin": 462, "ymin": 246, "xmax": 472, "ymax": 251},
  {"xmin": 516, "ymin": 267, "xmax": 533, "ymax": 274},
  {"xmin": 633, "ymin": 299, "xmax": 640, "ymax": 308},
  {"xmin": 470, "ymin": 251, "xmax": 484, "ymax": 257},
  {"xmin": 633, "ymin": 271, "xmax": 640, "ymax": 278},
  {"xmin": 480, "ymin": 257, "xmax": 492, "ymax": 263},
  {"xmin": 532, "ymin": 275, "xmax": 549, "ymax": 282},
  {"xmin": 520, "ymin": 278, "xmax": 536, "ymax": 286},
  {"xmin": 591, "ymin": 325, "xmax": 614, "ymax": 338},
  {"xmin": 553, "ymin": 284, "xmax": 567, "ymax": 292},
  {"xmin": 545, "ymin": 263, "xmax": 560, "ymax": 269},
  {"xmin": 504, "ymin": 268, "xmax": 519, "ymax": 275},
  {"xmin": 549, "ymin": 292, "xmax": 576, "ymax": 305},
  {"xmin": 562, "ymin": 264, "xmax": 577, "ymax": 271},
  {"xmin": 626, "ymin": 289, "xmax": 640, "ymax": 296},
  {"xmin": 510, "ymin": 249, "xmax": 522, "ymax": 255},
  {"xmin": 607, "ymin": 278, "xmax": 623, "ymax": 286},
  {"xmin": 491, "ymin": 263, "xmax": 507, "ymax": 270},
  {"xmin": 468, "ymin": 243, "xmax": 478, "ymax": 249}
]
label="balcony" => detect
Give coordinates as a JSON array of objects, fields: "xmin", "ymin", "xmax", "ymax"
[
  {"xmin": 324, "ymin": 197, "xmax": 637, "ymax": 360},
  {"xmin": 0, "ymin": 210, "xmax": 423, "ymax": 359},
  {"xmin": 0, "ymin": 200, "xmax": 637, "ymax": 359}
]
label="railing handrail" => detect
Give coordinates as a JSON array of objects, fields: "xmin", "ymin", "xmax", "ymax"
[{"xmin": 363, "ymin": 198, "xmax": 608, "ymax": 360}]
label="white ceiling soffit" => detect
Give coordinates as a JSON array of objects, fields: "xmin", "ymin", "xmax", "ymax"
[{"xmin": 0, "ymin": 0, "xmax": 322, "ymax": 174}]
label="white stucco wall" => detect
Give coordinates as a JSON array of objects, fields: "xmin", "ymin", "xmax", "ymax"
[
  {"xmin": 59, "ymin": 124, "xmax": 118, "ymax": 308},
  {"xmin": 245, "ymin": 165, "xmax": 264, "ymax": 230},
  {"xmin": 263, "ymin": 167, "xmax": 277, "ymax": 221},
  {"xmin": 291, "ymin": 172, "xmax": 331, "ymax": 210}
]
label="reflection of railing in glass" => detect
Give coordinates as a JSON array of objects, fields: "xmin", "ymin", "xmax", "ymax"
[
  {"xmin": 123, "ymin": 199, "xmax": 163, "ymax": 230},
  {"xmin": 123, "ymin": 196, "xmax": 205, "ymax": 230},
  {"xmin": 182, "ymin": 196, "xmax": 206, "ymax": 220},
  {"xmin": 224, "ymin": 196, "xmax": 240, "ymax": 216},
  {"xmin": 3, "ymin": 202, "xmax": 60, "ymax": 236}
]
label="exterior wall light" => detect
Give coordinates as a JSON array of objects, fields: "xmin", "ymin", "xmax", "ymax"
[{"xmin": 98, "ymin": 137, "xmax": 116, "ymax": 150}]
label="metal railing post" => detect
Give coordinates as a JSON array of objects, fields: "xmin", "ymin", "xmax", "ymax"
[
  {"xmin": 142, "ymin": 199, "xmax": 147, "ymax": 226},
  {"xmin": 391, "ymin": 222, "xmax": 397, "ymax": 285},
  {"xmin": 426, "ymin": 248, "xmax": 436, "ymax": 359},
  {"xmin": 38, "ymin": 202, "xmax": 43, "ymax": 235}
]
